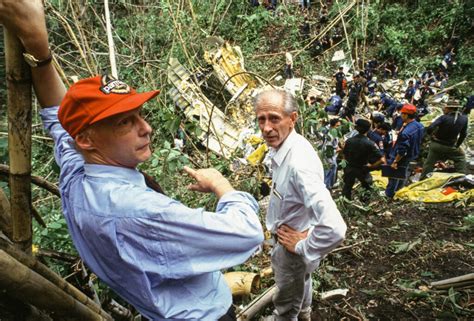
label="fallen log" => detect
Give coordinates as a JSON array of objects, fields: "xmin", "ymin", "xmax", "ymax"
[
  {"xmin": 237, "ymin": 284, "xmax": 277, "ymax": 321},
  {"xmin": 0, "ymin": 249, "xmax": 109, "ymax": 320}
]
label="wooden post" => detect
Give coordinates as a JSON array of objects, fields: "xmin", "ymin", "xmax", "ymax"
[{"xmin": 4, "ymin": 30, "xmax": 32, "ymax": 252}]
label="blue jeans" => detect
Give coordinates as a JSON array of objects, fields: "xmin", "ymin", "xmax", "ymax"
[
  {"xmin": 385, "ymin": 163, "xmax": 409, "ymax": 198},
  {"xmin": 324, "ymin": 163, "xmax": 337, "ymax": 190}
]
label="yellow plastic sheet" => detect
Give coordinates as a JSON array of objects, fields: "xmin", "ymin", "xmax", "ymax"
[{"xmin": 394, "ymin": 172, "xmax": 474, "ymax": 203}]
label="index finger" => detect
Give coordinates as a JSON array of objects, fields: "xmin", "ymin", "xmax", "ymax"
[{"xmin": 183, "ymin": 166, "xmax": 197, "ymax": 178}]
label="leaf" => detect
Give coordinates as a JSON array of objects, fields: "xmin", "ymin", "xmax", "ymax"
[
  {"xmin": 390, "ymin": 238, "xmax": 421, "ymax": 254},
  {"xmin": 406, "ymin": 289, "xmax": 430, "ymax": 299},
  {"xmin": 421, "ymin": 271, "xmax": 434, "ymax": 278},
  {"xmin": 49, "ymin": 222, "xmax": 62, "ymax": 229}
]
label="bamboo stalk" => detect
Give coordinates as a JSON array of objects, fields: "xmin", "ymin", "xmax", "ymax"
[
  {"xmin": 0, "ymin": 249, "xmax": 108, "ymax": 320},
  {"xmin": 431, "ymin": 273, "xmax": 474, "ymax": 288},
  {"xmin": 4, "ymin": 29, "xmax": 32, "ymax": 252},
  {"xmin": 335, "ymin": 0, "xmax": 354, "ymax": 68},
  {"xmin": 104, "ymin": 0, "xmax": 118, "ymax": 78},
  {"xmin": 0, "ymin": 292, "xmax": 53, "ymax": 321},
  {"xmin": 237, "ymin": 284, "xmax": 277, "ymax": 321},
  {"xmin": 0, "ymin": 236, "xmax": 113, "ymax": 320},
  {"xmin": 0, "ymin": 164, "xmax": 60, "ymax": 197},
  {"xmin": 0, "ymin": 188, "xmax": 12, "ymax": 239}
]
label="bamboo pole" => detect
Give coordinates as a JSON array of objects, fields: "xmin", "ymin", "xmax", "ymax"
[
  {"xmin": 0, "ymin": 249, "xmax": 108, "ymax": 321},
  {"xmin": 431, "ymin": 273, "xmax": 474, "ymax": 288},
  {"xmin": 104, "ymin": 0, "xmax": 118, "ymax": 78},
  {"xmin": 335, "ymin": 0, "xmax": 354, "ymax": 68},
  {"xmin": 0, "ymin": 235, "xmax": 113, "ymax": 320},
  {"xmin": 237, "ymin": 284, "xmax": 277, "ymax": 321},
  {"xmin": 0, "ymin": 292, "xmax": 53, "ymax": 321},
  {"xmin": 0, "ymin": 188, "xmax": 12, "ymax": 239},
  {"xmin": 0, "ymin": 164, "xmax": 60, "ymax": 197},
  {"xmin": 4, "ymin": 29, "xmax": 32, "ymax": 252}
]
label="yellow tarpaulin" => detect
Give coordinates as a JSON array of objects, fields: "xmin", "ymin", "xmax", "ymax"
[
  {"xmin": 372, "ymin": 170, "xmax": 388, "ymax": 189},
  {"xmin": 394, "ymin": 172, "xmax": 474, "ymax": 203}
]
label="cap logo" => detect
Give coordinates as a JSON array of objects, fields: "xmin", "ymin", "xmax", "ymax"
[{"xmin": 99, "ymin": 75, "xmax": 131, "ymax": 95}]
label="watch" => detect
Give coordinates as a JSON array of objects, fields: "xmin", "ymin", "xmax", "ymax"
[{"xmin": 23, "ymin": 50, "xmax": 53, "ymax": 68}]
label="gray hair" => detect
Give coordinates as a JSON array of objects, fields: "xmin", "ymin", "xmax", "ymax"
[{"xmin": 253, "ymin": 89, "xmax": 298, "ymax": 115}]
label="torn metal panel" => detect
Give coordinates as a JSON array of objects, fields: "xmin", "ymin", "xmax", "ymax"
[
  {"xmin": 167, "ymin": 40, "xmax": 266, "ymax": 158},
  {"xmin": 204, "ymin": 41, "xmax": 259, "ymax": 96},
  {"xmin": 168, "ymin": 58, "xmax": 244, "ymax": 158}
]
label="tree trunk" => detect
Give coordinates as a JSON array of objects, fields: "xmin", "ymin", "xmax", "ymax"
[{"xmin": 4, "ymin": 30, "xmax": 32, "ymax": 252}]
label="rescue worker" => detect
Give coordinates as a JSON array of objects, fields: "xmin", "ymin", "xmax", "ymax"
[
  {"xmin": 368, "ymin": 122, "xmax": 391, "ymax": 157},
  {"xmin": 385, "ymin": 104, "xmax": 424, "ymax": 198},
  {"xmin": 342, "ymin": 74, "xmax": 363, "ymax": 122},
  {"xmin": 325, "ymin": 94, "xmax": 343, "ymax": 115},
  {"xmin": 404, "ymin": 80, "xmax": 416, "ymax": 103},
  {"xmin": 342, "ymin": 119, "xmax": 384, "ymax": 200},
  {"xmin": 420, "ymin": 101, "xmax": 468, "ymax": 180},
  {"xmin": 334, "ymin": 66, "xmax": 346, "ymax": 98}
]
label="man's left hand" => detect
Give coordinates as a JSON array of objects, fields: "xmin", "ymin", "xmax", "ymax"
[{"xmin": 276, "ymin": 225, "xmax": 308, "ymax": 254}]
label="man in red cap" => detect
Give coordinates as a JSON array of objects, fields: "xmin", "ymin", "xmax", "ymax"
[
  {"xmin": 0, "ymin": 1, "xmax": 263, "ymax": 320},
  {"xmin": 385, "ymin": 104, "xmax": 425, "ymax": 198}
]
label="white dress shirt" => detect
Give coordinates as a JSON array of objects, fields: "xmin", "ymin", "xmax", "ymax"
[{"xmin": 267, "ymin": 130, "xmax": 347, "ymax": 263}]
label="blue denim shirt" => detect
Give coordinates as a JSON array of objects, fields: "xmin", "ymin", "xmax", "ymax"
[
  {"xmin": 41, "ymin": 107, "xmax": 264, "ymax": 320},
  {"xmin": 389, "ymin": 120, "xmax": 424, "ymax": 164}
]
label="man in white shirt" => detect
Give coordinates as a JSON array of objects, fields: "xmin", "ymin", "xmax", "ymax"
[{"xmin": 254, "ymin": 89, "xmax": 347, "ymax": 321}]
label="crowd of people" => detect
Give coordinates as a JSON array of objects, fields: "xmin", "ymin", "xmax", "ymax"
[{"xmin": 314, "ymin": 52, "xmax": 470, "ymax": 200}]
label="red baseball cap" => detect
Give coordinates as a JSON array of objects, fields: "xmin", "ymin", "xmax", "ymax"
[
  {"xmin": 58, "ymin": 75, "xmax": 160, "ymax": 138},
  {"xmin": 400, "ymin": 103, "xmax": 417, "ymax": 115}
]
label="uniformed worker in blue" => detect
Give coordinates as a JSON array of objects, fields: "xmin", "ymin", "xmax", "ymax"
[{"xmin": 385, "ymin": 104, "xmax": 424, "ymax": 198}]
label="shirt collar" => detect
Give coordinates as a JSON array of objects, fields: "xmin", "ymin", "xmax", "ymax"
[
  {"xmin": 84, "ymin": 164, "xmax": 147, "ymax": 188},
  {"xmin": 271, "ymin": 129, "xmax": 298, "ymax": 167}
]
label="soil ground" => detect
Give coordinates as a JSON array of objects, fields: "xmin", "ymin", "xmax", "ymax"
[{"xmin": 242, "ymin": 197, "xmax": 473, "ymax": 320}]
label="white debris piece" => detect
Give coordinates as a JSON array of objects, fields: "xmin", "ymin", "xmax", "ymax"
[
  {"xmin": 320, "ymin": 288, "xmax": 349, "ymax": 301},
  {"xmin": 332, "ymin": 50, "xmax": 345, "ymax": 61}
]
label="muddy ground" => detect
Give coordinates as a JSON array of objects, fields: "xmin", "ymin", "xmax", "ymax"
[{"xmin": 241, "ymin": 196, "xmax": 473, "ymax": 320}]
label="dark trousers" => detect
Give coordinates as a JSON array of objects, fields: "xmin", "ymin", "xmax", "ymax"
[
  {"xmin": 343, "ymin": 166, "xmax": 372, "ymax": 200},
  {"xmin": 420, "ymin": 141, "xmax": 466, "ymax": 179}
]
